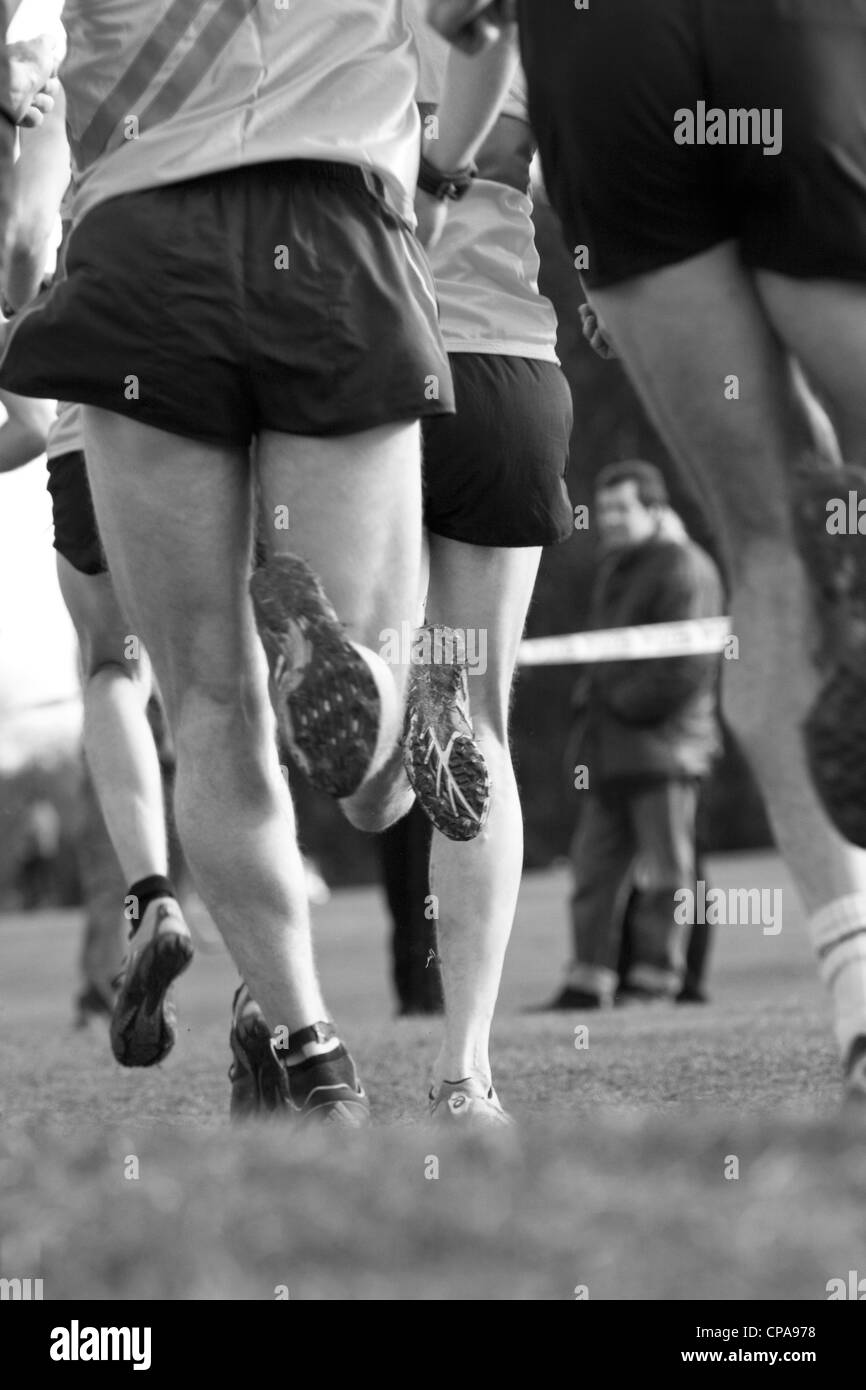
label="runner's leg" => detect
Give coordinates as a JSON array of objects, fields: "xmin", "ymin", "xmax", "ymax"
[
  {"xmin": 752, "ymin": 275, "xmax": 866, "ymax": 466},
  {"xmin": 590, "ymin": 246, "xmax": 866, "ymax": 1057},
  {"xmin": 83, "ymin": 407, "xmax": 328, "ymax": 1036},
  {"xmin": 57, "ymin": 557, "xmax": 167, "ymax": 883},
  {"xmin": 424, "ymin": 538, "xmax": 540, "ymax": 1084},
  {"xmin": 256, "ymin": 422, "xmax": 422, "ymax": 832}
]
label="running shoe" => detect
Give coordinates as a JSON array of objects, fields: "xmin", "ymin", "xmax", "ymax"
[
  {"xmin": 794, "ymin": 465, "xmax": 866, "ymax": 848},
  {"xmin": 428, "ymin": 1077, "xmax": 513, "ymax": 1127},
  {"xmin": 403, "ymin": 625, "xmax": 490, "ymax": 841},
  {"xmin": 230, "ymin": 1003, "xmax": 370, "ymax": 1125},
  {"xmin": 228, "ymin": 985, "xmax": 287, "ymax": 1118},
  {"xmin": 250, "ymin": 555, "xmax": 381, "ymax": 799},
  {"xmin": 110, "ymin": 899, "xmax": 193, "ymax": 1067},
  {"xmin": 615, "ymin": 982, "xmax": 673, "ymax": 1007},
  {"xmin": 274, "ymin": 1023, "xmax": 371, "ymax": 1126}
]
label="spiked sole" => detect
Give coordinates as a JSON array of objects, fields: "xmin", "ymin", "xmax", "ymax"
[
  {"xmin": 250, "ymin": 559, "xmax": 381, "ymax": 799},
  {"xmin": 110, "ymin": 932, "xmax": 193, "ymax": 1068},
  {"xmin": 404, "ymin": 717, "xmax": 490, "ymax": 840}
]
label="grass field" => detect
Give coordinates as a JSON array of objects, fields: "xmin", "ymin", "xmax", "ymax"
[{"xmin": 1, "ymin": 850, "xmax": 864, "ymax": 1302}]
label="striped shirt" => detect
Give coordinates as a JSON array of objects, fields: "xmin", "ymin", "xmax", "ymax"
[{"xmin": 61, "ymin": 0, "xmax": 421, "ymax": 227}]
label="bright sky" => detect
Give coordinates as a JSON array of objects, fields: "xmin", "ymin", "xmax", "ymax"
[
  {"xmin": 1, "ymin": 1, "xmax": 77, "ymax": 769},
  {"xmin": 0, "ymin": 458, "xmax": 81, "ymax": 772}
]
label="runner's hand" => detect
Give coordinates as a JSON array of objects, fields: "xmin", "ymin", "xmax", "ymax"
[
  {"xmin": 5, "ymin": 36, "xmax": 60, "ymax": 127},
  {"xmin": 580, "ymin": 302, "xmax": 617, "ymax": 360},
  {"xmin": 414, "ymin": 188, "xmax": 449, "ymax": 251},
  {"xmin": 426, "ymin": 1, "xmax": 516, "ymax": 54}
]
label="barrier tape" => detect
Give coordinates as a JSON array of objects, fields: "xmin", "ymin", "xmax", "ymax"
[
  {"xmin": 518, "ymin": 617, "xmax": 733, "ymax": 666},
  {"xmin": 3, "ymin": 618, "xmax": 734, "ymax": 720}
]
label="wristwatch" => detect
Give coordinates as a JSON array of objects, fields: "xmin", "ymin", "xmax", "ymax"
[{"xmin": 417, "ymin": 153, "xmax": 477, "ymax": 202}]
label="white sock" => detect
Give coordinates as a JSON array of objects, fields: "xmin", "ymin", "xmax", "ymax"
[
  {"xmin": 810, "ymin": 894, "xmax": 866, "ymax": 1059},
  {"xmin": 350, "ymin": 642, "xmax": 402, "ymax": 781}
]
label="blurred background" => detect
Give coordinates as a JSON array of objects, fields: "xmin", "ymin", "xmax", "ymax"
[{"xmin": 0, "ymin": 197, "xmax": 772, "ymax": 912}]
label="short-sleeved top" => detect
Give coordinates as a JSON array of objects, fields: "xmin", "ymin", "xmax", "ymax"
[
  {"xmin": 60, "ymin": 0, "xmax": 421, "ymax": 228},
  {"xmin": 407, "ymin": 1, "xmax": 559, "ymax": 362}
]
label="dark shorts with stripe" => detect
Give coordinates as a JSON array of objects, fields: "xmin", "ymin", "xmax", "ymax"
[
  {"xmin": 422, "ymin": 353, "xmax": 574, "ymax": 548},
  {"xmin": 0, "ymin": 160, "xmax": 454, "ymax": 441},
  {"xmin": 47, "ymin": 450, "xmax": 107, "ymax": 577},
  {"xmin": 519, "ymin": 0, "xmax": 866, "ymax": 289}
]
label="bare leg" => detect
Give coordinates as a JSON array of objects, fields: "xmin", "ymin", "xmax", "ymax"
[
  {"xmin": 754, "ymin": 274, "xmax": 866, "ymax": 467},
  {"xmin": 256, "ymin": 423, "xmax": 422, "ymax": 831},
  {"xmin": 591, "ymin": 243, "xmax": 866, "ymax": 1056},
  {"xmin": 57, "ymin": 557, "xmax": 167, "ymax": 883},
  {"xmin": 83, "ymin": 408, "xmax": 326, "ymax": 1035},
  {"xmin": 424, "ymin": 537, "xmax": 541, "ymax": 1086}
]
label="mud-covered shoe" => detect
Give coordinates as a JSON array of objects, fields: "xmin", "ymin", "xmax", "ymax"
[
  {"xmin": 403, "ymin": 625, "xmax": 490, "ymax": 841},
  {"xmin": 844, "ymin": 1034, "xmax": 866, "ymax": 1105},
  {"xmin": 110, "ymin": 899, "xmax": 193, "ymax": 1067},
  {"xmin": 794, "ymin": 466, "xmax": 866, "ymax": 848},
  {"xmin": 250, "ymin": 555, "xmax": 381, "ymax": 799},
  {"xmin": 428, "ymin": 1076, "xmax": 513, "ymax": 1127},
  {"xmin": 228, "ymin": 984, "xmax": 287, "ymax": 1118}
]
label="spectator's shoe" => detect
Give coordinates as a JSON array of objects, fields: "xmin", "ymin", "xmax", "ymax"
[
  {"xmin": 526, "ymin": 985, "xmax": 604, "ymax": 1012},
  {"xmin": 110, "ymin": 899, "xmax": 193, "ymax": 1067},
  {"xmin": 676, "ymin": 984, "xmax": 709, "ymax": 1005},
  {"xmin": 403, "ymin": 625, "xmax": 490, "ymax": 841},
  {"xmin": 843, "ymin": 1035, "xmax": 866, "ymax": 1105},
  {"xmin": 73, "ymin": 980, "xmax": 115, "ymax": 1029},
  {"xmin": 228, "ymin": 985, "xmax": 287, "ymax": 1119},
  {"xmin": 794, "ymin": 466, "xmax": 866, "ymax": 848},
  {"xmin": 615, "ymin": 983, "xmax": 672, "ymax": 1007},
  {"xmin": 250, "ymin": 555, "xmax": 381, "ymax": 799},
  {"xmin": 428, "ymin": 1077, "xmax": 514, "ymax": 1128}
]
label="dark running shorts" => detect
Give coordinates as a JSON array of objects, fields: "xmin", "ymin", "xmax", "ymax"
[
  {"xmin": 0, "ymin": 160, "xmax": 454, "ymax": 441},
  {"xmin": 46, "ymin": 450, "xmax": 107, "ymax": 577},
  {"xmin": 421, "ymin": 353, "xmax": 574, "ymax": 548},
  {"xmin": 519, "ymin": 0, "xmax": 866, "ymax": 289}
]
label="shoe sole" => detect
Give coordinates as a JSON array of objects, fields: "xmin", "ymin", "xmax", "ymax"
[
  {"xmin": 795, "ymin": 468, "xmax": 866, "ymax": 848},
  {"xmin": 250, "ymin": 561, "xmax": 380, "ymax": 799},
  {"xmin": 403, "ymin": 659, "xmax": 491, "ymax": 842},
  {"xmin": 229, "ymin": 1012, "xmax": 286, "ymax": 1118},
  {"xmin": 110, "ymin": 932, "xmax": 193, "ymax": 1068}
]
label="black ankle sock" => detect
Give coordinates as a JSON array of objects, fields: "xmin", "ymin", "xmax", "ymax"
[{"xmin": 125, "ymin": 874, "xmax": 176, "ymax": 937}]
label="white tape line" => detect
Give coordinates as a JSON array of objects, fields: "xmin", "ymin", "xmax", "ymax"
[{"xmin": 518, "ymin": 617, "xmax": 733, "ymax": 666}]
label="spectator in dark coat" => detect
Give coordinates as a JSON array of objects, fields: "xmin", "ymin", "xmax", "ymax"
[{"xmin": 544, "ymin": 460, "xmax": 724, "ymax": 1008}]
